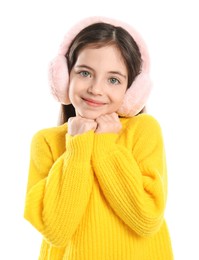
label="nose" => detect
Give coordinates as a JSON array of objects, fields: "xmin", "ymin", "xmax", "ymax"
[{"xmin": 87, "ymin": 79, "xmax": 103, "ymax": 95}]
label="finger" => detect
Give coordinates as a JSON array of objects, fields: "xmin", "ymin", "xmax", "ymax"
[
  {"xmin": 109, "ymin": 112, "xmax": 119, "ymax": 120},
  {"xmin": 68, "ymin": 117, "xmax": 75, "ymax": 124},
  {"xmin": 97, "ymin": 113, "xmax": 118, "ymax": 123}
]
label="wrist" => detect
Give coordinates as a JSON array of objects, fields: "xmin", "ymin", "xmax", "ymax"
[
  {"xmin": 65, "ymin": 130, "xmax": 94, "ymax": 161},
  {"xmin": 92, "ymin": 133, "xmax": 118, "ymax": 161}
]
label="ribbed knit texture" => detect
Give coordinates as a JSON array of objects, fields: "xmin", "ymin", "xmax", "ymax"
[{"xmin": 24, "ymin": 114, "xmax": 173, "ymax": 259}]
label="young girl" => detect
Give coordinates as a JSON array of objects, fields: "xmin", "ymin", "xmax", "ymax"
[{"xmin": 24, "ymin": 16, "xmax": 173, "ymax": 260}]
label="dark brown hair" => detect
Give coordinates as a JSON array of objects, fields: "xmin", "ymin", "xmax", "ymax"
[{"xmin": 59, "ymin": 22, "xmax": 143, "ymax": 124}]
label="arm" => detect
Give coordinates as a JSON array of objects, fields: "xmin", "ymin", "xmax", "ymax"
[
  {"xmin": 24, "ymin": 129, "xmax": 94, "ymax": 247},
  {"xmin": 92, "ymin": 115, "xmax": 167, "ymax": 237}
]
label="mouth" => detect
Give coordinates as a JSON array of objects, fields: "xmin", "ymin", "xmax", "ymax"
[{"xmin": 82, "ymin": 98, "xmax": 106, "ymax": 107}]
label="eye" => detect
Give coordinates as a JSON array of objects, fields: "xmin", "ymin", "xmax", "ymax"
[
  {"xmin": 79, "ymin": 71, "xmax": 91, "ymax": 78},
  {"xmin": 109, "ymin": 77, "xmax": 120, "ymax": 85}
]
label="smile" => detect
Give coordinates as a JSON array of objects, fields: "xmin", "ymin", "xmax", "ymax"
[{"xmin": 82, "ymin": 98, "xmax": 106, "ymax": 107}]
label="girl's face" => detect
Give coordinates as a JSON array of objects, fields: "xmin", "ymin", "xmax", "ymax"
[{"xmin": 69, "ymin": 45, "xmax": 128, "ymax": 119}]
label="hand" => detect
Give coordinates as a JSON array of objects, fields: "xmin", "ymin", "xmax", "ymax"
[
  {"xmin": 68, "ymin": 116, "xmax": 97, "ymax": 136},
  {"xmin": 95, "ymin": 113, "xmax": 122, "ymax": 134}
]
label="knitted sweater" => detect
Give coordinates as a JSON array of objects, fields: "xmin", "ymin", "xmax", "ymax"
[{"xmin": 24, "ymin": 114, "xmax": 173, "ymax": 260}]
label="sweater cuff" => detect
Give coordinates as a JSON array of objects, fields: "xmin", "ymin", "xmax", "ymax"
[
  {"xmin": 65, "ymin": 130, "xmax": 94, "ymax": 162},
  {"xmin": 92, "ymin": 133, "xmax": 118, "ymax": 161}
]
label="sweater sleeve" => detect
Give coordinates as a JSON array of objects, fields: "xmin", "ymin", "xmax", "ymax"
[
  {"xmin": 24, "ymin": 130, "xmax": 94, "ymax": 247},
  {"xmin": 91, "ymin": 116, "xmax": 167, "ymax": 237}
]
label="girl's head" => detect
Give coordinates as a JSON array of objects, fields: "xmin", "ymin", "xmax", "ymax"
[
  {"xmin": 67, "ymin": 22, "xmax": 142, "ymax": 88},
  {"xmin": 49, "ymin": 16, "xmax": 152, "ymax": 120}
]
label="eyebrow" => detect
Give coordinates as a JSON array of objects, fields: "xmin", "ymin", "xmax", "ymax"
[
  {"xmin": 109, "ymin": 71, "xmax": 127, "ymax": 79},
  {"xmin": 75, "ymin": 65, "xmax": 127, "ymax": 79}
]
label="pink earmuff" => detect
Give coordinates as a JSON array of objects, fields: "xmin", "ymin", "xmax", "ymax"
[{"xmin": 48, "ymin": 16, "xmax": 152, "ymax": 117}]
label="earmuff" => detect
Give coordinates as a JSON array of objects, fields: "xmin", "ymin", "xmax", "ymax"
[{"xmin": 48, "ymin": 16, "xmax": 152, "ymax": 117}]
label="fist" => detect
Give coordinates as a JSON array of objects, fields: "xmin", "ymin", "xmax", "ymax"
[
  {"xmin": 95, "ymin": 113, "xmax": 122, "ymax": 133},
  {"xmin": 68, "ymin": 116, "xmax": 97, "ymax": 136}
]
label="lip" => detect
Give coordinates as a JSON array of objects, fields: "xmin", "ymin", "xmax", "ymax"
[{"xmin": 82, "ymin": 98, "xmax": 106, "ymax": 107}]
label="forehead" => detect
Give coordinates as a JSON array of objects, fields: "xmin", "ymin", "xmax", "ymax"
[{"xmin": 75, "ymin": 45, "xmax": 128, "ymax": 73}]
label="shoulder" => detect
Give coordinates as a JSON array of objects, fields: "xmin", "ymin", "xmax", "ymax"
[
  {"xmin": 29, "ymin": 124, "xmax": 68, "ymax": 159},
  {"xmin": 120, "ymin": 114, "xmax": 165, "ymax": 155},
  {"xmin": 121, "ymin": 113, "xmax": 162, "ymax": 132},
  {"xmin": 120, "ymin": 114, "xmax": 164, "ymax": 143},
  {"xmin": 31, "ymin": 123, "xmax": 68, "ymax": 145}
]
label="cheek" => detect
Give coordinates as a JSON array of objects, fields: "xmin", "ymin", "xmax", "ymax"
[
  {"xmin": 68, "ymin": 79, "xmax": 77, "ymax": 99},
  {"xmin": 68, "ymin": 85, "xmax": 73, "ymax": 100},
  {"xmin": 113, "ymin": 89, "xmax": 126, "ymax": 104}
]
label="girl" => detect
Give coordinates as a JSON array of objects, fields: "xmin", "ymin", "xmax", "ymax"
[{"xmin": 24, "ymin": 16, "xmax": 173, "ymax": 260}]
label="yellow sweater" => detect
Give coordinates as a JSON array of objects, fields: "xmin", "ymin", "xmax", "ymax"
[{"xmin": 24, "ymin": 114, "xmax": 173, "ymax": 260}]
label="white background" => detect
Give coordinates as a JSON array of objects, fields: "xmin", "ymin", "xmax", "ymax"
[{"xmin": 0, "ymin": 0, "xmax": 199, "ymax": 259}]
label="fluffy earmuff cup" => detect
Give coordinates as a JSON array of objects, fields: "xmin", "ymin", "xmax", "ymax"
[
  {"xmin": 117, "ymin": 73, "xmax": 152, "ymax": 117},
  {"xmin": 48, "ymin": 55, "xmax": 70, "ymax": 104}
]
